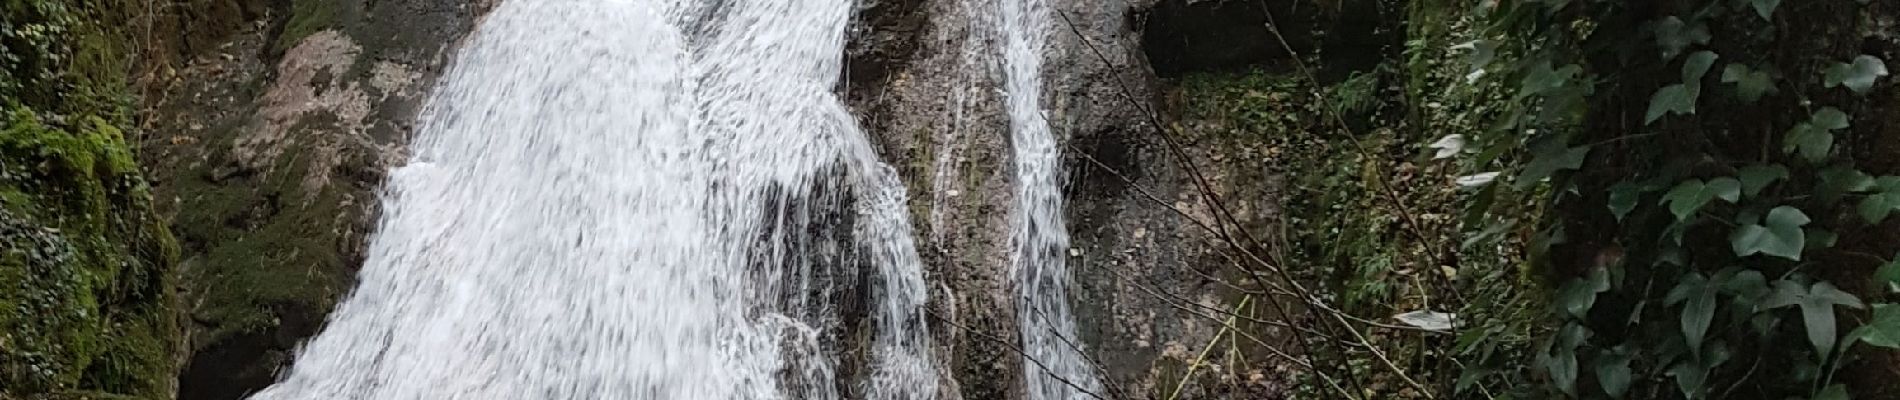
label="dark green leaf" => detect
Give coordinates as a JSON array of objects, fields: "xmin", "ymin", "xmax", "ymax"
[
  {"xmin": 1738, "ymin": 164, "xmax": 1788, "ymax": 197},
  {"xmin": 1859, "ymin": 192, "xmax": 1896, "ymax": 224},
  {"xmin": 1669, "ymin": 360, "xmax": 1707, "ymax": 399},
  {"xmin": 1549, "ymin": 351, "xmax": 1578, "ymax": 395},
  {"xmin": 1654, "ymin": 17, "xmax": 1711, "ymax": 60},
  {"xmin": 1852, "ymin": 303, "xmax": 1900, "ymax": 348},
  {"xmin": 1862, "ymin": 177, "xmax": 1900, "ymax": 224},
  {"xmin": 1546, "ymin": 323, "xmax": 1591, "ymax": 396},
  {"xmin": 1784, "ymin": 123, "xmax": 1833, "ymax": 162},
  {"xmin": 1647, "ymin": 84, "xmax": 1699, "ymax": 124},
  {"xmin": 1558, "ymin": 267, "xmax": 1612, "ymax": 318},
  {"xmin": 1878, "ymin": 256, "xmax": 1900, "ymax": 285},
  {"xmin": 1609, "ymin": 181, "xmax": 1641, "ymax": 220},
  {"xmin": 1766, "ymin": 280, "xmax": 1863, "ymax": 357},
  {"xmin": 1765, "ymin": 279, "xmax": 1806, "ymax": 309},
  {"xmin": 1519, "ymin": 62, "xmax": 1584, "ymax": 99},
  {"xmin": 1676, "ymin": 273, "xmax": 1718, "ymax": 350},
  {"xmin": 1682, "ymin": 51, "xmax": 1719, "ymax": 82},
  {"xmin": 1748, "ymin": 0, "xmax": 1779, "ymax": 20},
  {"xmin": 1813, "ymin": 107, "xmax": 1851, "ymax": 130},
  {"xmin": 1729, "ymin": 206, "xmax": 1810, "ymax": 260},
  {"xmin": 1816, "ymin": 384, "xmax": 1851, "ymax": 400},
  {"xmin": 1455, "ymin": 366, "xmax": 1491, "ymax": 394},
  {"xmin": 1819, "ymin": 167, "xmax": 1876, "ymax": 197},
  {"xmin": 1662, "ymin": 178, "xmax": 1738, "ymax": 221},
  {"xmin": 1516, "ymin": 139, "xmax": 1590, "ymax": 189},
  {"xmin": 1824, "ymin": 55, "xmax": 1889, "ymax": 94},
  {"xmin": 1807, "ymin": 227, "xmax": 1839, "ymax": 250},
  {"xmin": 1721, "ymin": 63, "xmax": 1777, "ymax": 103},
  {"xmin": 1719, "ymin": 269, "xmax": 1769, "ymax": 301},
  {"xmin": 1596, "ymin": 349, "xmax": 1632, "ymax": 398}
]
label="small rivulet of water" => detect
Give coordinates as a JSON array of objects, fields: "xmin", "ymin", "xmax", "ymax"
[
  {"xmin": 248, "ymin": 0, "xmax": 937, "ymax": 398},
  {"xmin": 998, "ymin": 0, "xmax": 1104, "ymax": 397}
]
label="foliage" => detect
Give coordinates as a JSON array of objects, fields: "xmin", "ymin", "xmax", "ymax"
[
  {"xmin": 1440, "ymin": 0, "xmax": 1900, "ymax": 398},
  {"xmin": 1, "ymin": 1, "xmax": 180, "ymax": 398}
]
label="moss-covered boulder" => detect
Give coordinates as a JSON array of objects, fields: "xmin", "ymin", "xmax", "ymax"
[
  {"xmin": 1, "ymin": 1, "xmax": 195, "ymax": 398},
  {"xmin": 0, "ymin": 109, "xmax": 180, "ymax": 399}
]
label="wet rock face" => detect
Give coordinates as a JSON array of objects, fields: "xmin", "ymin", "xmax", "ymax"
[
  {"xmin": 138, "ymin": 1, "xmax": 488, "ymax": 399},
  {"xmin": 844, "ymin": 0, "xmax": 1023, "ymax": 396},
  {"xmin": 844, "ymin": 0, "xmax": 1273, "ymax": 396}
]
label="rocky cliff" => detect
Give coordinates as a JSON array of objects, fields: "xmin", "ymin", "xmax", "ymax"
[{"xmin": 131, "ymin": 1, "xmax": 489, "ymax": 398}]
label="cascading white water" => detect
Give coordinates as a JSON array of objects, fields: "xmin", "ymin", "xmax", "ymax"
[
  {"xmin": 998, "ymin": 0, "xmax": 1104, "ymax": 398},
  {"xmin": 248, "ymin": 0, "xmax": 935, "ymax": 398}
]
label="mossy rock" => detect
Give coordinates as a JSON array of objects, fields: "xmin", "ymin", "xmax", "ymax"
[{"xmin": 1, "ymin": 108, "xmax": 180, "ymax": 399}]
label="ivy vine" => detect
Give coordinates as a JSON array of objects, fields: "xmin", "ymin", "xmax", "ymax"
[{"xmin": 1445, "ymin": 0, "xmax": 1900, "ymax": 398}]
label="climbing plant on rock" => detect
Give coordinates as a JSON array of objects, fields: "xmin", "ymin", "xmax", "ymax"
[{"xmin": 1442, "ymin": 0, "xmax": 1900, "ymax": 398}]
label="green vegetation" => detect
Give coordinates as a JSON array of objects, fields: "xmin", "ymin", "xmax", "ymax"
[
  {"xmin": 1451, "ymin": 1, "xmax": 1900, "ymax": 398},
  {"xmin": 276, "ymin": 0, "xmax": 341, "ymax": 51},
  {"xmin": 2, "ymin": 1, "xmax": 181, "ymax": 398},
  {"xmin": 1176, "ymin": 0, "xmax": 1900, "ymax": 399}
]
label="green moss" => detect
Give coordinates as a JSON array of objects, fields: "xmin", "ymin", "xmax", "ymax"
[
  {"xmin": 276, "ymin": 0, "xmax": 341, "ymax": 51},
  {"xmin": 1, "ymin": 108, "xmax": 179, "ymax": 399},
  {"xmin": 163, "ymin": 139, "xmax": 354, "ymax": 345},
  {"xmin": 2, "ymin": 1, "xmax": 182, "ymax": 397}
]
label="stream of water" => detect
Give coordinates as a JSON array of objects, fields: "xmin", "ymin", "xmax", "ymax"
[
  {"xmin": 997, "ymin": 0, "xmax": 1104, "ymax": 397},
  {"xmin": 249, "ymin": 0, "xmax": 934, "ymax": 398}
]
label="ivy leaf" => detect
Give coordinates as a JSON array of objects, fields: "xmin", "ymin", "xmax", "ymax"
[
  {"xmin": 1595, "ymin": 349, "xmax": 1633, "ymax": 398},
  {"xmin": 1819, "ymin": 166, "xmax": 1876, "ymax": 199},
  {"xmin": 1682, "ymin": 51, "xmax": 1719, "ymax": 82},
  {"xmin": 1661, "ymin": 178, "xmax": 1740, "ymax": 221},
  {"xmin": 1609, "ymin": 181, "xmax": 1641, "ymax": 220},
  {"xmin": 1859, "ymin": 191, "xmax": 1898, "ymax": 224},
  {"xmin": 1737, "ymin": 164, "xmax": 1788, "ymax": 197},
  {"xmin": 1519, "ymin": 62, "xmax": 1584, "ymax": 99},
  {"xmin": 1647, "ymin": 84, "xmax": 1699, "ymax": 124},
  {"xmin": 1877, "ymin": 256, "xmax": 1900, "ymax": 285},
  {"xmin": 1783, "ymin": 123, "xmax": 1833, "ymax": 162},
  {"xmin": 1718, "ymin": 268, "xmax": 1770, "ymax": 301},
  {"xmin": 1813, "ymin": 107, "xmax": 1851, "ymax": 130},
  {"xmin": 1729, "ymin": 206, "xmax": 1810, "ymax": 260},
  {"xmin": 1782, "ymin": 108, "xmax": 1850, "ymax": 162},
  {"xmin": 1545, "ymin": 322, "xmax": 1593, "ymax": 395},
  {"xmin": 1748, "ymin": 0, "xmax": 1780, "ymax": 20},
  {"xmin": 1765, "ymin": 280, "xmax": 1864, "ymax": 357},
  {"xmin": 1815, "ymin": 384, "xmax": 1851, "ymax": 400},
  {"xmin": 1720, "ymin": 63, "xmax": 1777, "ymax": 103},
  {"xmin": 1515, "ymin": 139, "xmax": 1590, "ymax": 189},
  {"xmin": 1807, "ymin": 227, "xmax": 1840, "ymax": 250},
  {"xmin": 1558, "ymin": 267, "xmax": 1612, "ymax": 318},
  {"xmin": 1857, "ymin": 177, "xmax": 1900, "ymax": 223},
  {"xmin": 1668, "ymin": 360, "xmax": 1708, "ymax": 399},
  {"xmin": 1654, "ymin": 16, "xmax": 1711, "ymax": 60},
  {"xmin": 1666, "ymin": 272, "xmax": 1719, "ymax": 351},
  {"xmin": 1851, "ymin": 303, "xmax": 1900, "ymax": 349},
  {"xmin": 1824, "ymin": 55, "xmax": 1889, "ymax": 94}
]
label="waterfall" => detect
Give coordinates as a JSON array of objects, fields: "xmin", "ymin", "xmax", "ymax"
[
  {"xmin": 249, "ymin": 0, "xmax": 935, "ymax": 398},
  {"xmin": 998, "ymin": 0, "xmax": 1104, "ymax": 398}
]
